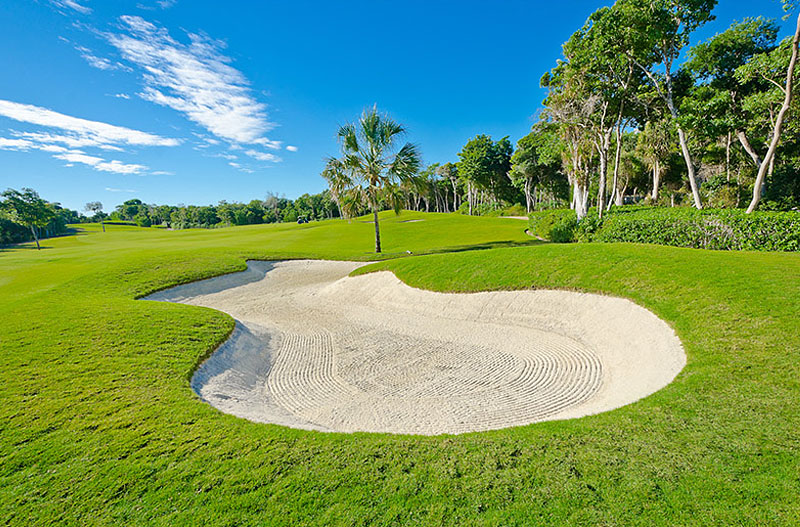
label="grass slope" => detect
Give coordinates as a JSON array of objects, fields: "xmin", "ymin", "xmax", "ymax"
[{"xmin": 1, "ymin": 211, "xmax": 798, "ymax": 525}]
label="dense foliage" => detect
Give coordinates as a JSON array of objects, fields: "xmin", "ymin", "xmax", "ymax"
[
  {"xmin": 94, "ymin": 191, "xmax": 341, "ymax": 229},
  {"xmin": 529, "ymin": 206, "xmax": 800, "ymax": 251},
  {"xmin": 0, "ymin": 188, "xmax": 79, "ymax": 246}
]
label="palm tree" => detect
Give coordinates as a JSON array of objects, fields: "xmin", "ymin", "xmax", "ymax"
[{"xmin": 322, "ymin": 106, "xmax": 421, "ymax": 253}]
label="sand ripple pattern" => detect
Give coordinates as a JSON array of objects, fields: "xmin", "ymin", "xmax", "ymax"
[
  {"xmin": 265, "ymin": 327, "xmax": 602, "ymax": 434},
  {"xmin": 144, "ymin": 260, "xmax": 686, "ymax": 435}
]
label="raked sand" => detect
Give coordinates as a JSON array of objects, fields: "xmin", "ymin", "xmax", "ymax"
[{"xmin": 144, "ymin": 260, "xmax": 685, "ymax": 435}]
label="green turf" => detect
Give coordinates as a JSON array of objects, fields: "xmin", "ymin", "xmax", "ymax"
[{"xmin": 1, "ymin": 211, "xmax": 798, "ymax": 525}]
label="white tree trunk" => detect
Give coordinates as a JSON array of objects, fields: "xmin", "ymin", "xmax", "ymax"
[
  {"xmin": 747, "ymin": 11, "xmax": 800, "ymax": 213},
  {"xmin": 652, "ymin": 160, "xmax": 660, "ymax": 202}
]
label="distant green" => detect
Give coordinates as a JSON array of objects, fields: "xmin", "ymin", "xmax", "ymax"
[{"xmin": 1, "ymin": 212, "xmax": 798, "ymax": 526}]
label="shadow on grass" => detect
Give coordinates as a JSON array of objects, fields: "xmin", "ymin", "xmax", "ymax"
[
  {"xmin": 426, "ymin": 238, "xmax": 545, "ymax": 255},
  {"xmin": 0, "ymin": 227, "xmax": 85, "ymax": 254}
]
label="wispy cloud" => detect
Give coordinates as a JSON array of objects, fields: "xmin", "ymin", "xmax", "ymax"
[
  {"xmin": 245, "ymin": 149, "xmax": 281, "ymax": 162},
  {"xmin": 0, "ymin": 99, "xmax": 177, "ymax": 174},
  {"xmin": 52, "ymin": 0, "xmax": 91, "ymax": 14},
  {"xmin": 105, "ymin": 16, "xmax": 283, "ymax": 162},
  {"xmin": 75, "ymin": 45, "xmax": 116, "ymax": 70},
  {"xmin": 228, "ymin": 161, "xmax": 254, "ymax": 173},
  {"xmin": 53, "ymin": 151, "xmax": 147, "ymax": 174},
  {"xmin": 285, "ymin": 145, "xmax": 298, "ymax": 152},
  {"xmin": 113, "ymin": 93, "xmax": 131, "ymax": 99},
  {"xmin": 105, "ymin": 187, "xmax": 137, "ymax": 193},
  {"xmin": 0, "ymin": 99, "xmax": 178, "ymax": 148}
]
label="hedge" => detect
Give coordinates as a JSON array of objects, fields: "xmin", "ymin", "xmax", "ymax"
[{"xmin": 528, "ymin": 207, "xmax": 800, "ymax": 252}]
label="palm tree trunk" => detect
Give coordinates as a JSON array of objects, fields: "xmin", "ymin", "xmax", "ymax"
[{"xmin": 372, "ymin": 205, "xmax": 381, "ymax": 253}]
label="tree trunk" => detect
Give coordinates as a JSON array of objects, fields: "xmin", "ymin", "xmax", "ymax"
[
  {"xmin": 747, "ymin": 11, "xmax": 800, "ymax": 213},
  {"xmin": 676, "ymin": 126, "xmax": 703, "ymax": 209},
  {"xmin": 736, "ymin": 130, "xmax": 762, "ymax": 167},
  {"xmin": 524, "ymin": 178, "xmax": 533, "ymax": 214},
  {"xmin": 652, "ymin": 160, "xmax": 660, "ymax": 202},
  {"xmin": 372, "ymin": 204, "xmax": 381, "ymax": 253},
  {"xmin": 725, "ymin": 131, "xmax": 732, "ymax": 181},
  {"xmin": 30, "ymin": 225, "xmax": 40, "ymax": 250},
  {"xmin": 575, "ymin": 181, "xmax": 589, "ymax": 220},
  {"xmin": 597, "ymin": 147, "xmax": 607, "ymax": 219},
  {"xmin": 608, "ymin": 124, "xmax": 623, "ymax": 212}
]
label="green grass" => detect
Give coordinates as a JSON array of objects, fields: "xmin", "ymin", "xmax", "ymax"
[{"xmin": 1, "ymin": 211, "xmax": 798, "ymax": 525}]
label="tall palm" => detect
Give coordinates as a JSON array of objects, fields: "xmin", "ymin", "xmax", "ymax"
[{"xmin": 322, "ymin": 106, "xmax": 421, "ymax": 253}]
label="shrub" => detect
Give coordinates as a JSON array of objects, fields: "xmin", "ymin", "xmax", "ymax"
[
  {"xmin": 595, "ymin": 208, "xmax": 799, "ymax": 251},
  {"xmin": 550, "ymin": 215, "xmax": 578, "ymax": 243},
  {"xmin": 528, "ymin": 209, "xmax": 574, "ymax": 239},
  {"xmin": 527, "ymin": 206, "xmax": 800, "ymax": 252}
]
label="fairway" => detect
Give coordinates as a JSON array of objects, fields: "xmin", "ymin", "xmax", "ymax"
[{"xmin": 2, "ymin": 212, "xmax": 799, "ymax": 525}]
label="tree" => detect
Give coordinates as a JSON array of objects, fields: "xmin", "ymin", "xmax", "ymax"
[
  {"xmin": 510, "ymin": 122, "xmax": 563, "ymax": 213},
  {"xmin": 615, "ymin": 0, "xmax": 718, "ymax": 209},
  {"xmin": 1, "ymin": 188, "xmax": 55, "ymax": 250},
  {"xmin": 84, "ymin": 201, "xmax": 105, "ymax": 232},
  {"xmin": 322, "ymin": 106, "xmax": 421, "ymax": 253},
  {"xmin": 686, "ymin": 17, "xmax": 779, "ymax": 200},
  {"xmin": 456, "ymin": 135, "xmax": 516, "ymax": 215},
  {"xmin": 636, "ymin": 119, "xmax": 675, "ymax": 201},
  {"xmin": 436, "ymin": 162, "xmax": 459, "ymax": 212},
  {"xmin": 738, "ymin": 1, "xmax": 800, "ymax": 212}
]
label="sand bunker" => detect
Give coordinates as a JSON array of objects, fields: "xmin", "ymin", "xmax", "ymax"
[{"xmin": 145, "ymin": 260, "xmax": 685, "ymax": 435}]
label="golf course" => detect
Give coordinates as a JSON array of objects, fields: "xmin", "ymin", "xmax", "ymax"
[
  {"xmin": 4, "ymin": 0, "xmax": 800, "ymax": 524},
  {"xmin": 1, "ymin": 213, "xmax": 798, "ymax": 525}
]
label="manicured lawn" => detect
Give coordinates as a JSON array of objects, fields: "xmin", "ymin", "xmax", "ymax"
[{"xmin": 1, "ymin": 211, "xmax": 798, "ymax": 525}]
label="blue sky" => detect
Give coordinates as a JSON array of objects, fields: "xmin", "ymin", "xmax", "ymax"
[{"xmin": 0, "ymin": 0, "xmax": 793, "ymax": 212}]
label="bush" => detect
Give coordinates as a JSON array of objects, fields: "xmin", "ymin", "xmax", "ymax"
[
  {"xmin": 527, "ymin": 206, "xmax": 800, "ymax": 252},
  {"xmin": 528, "ymin": 209, "xmax": 574, "ymax": 239},
  {"xmin": 501, "ymin": 204, "xmax": 527, "ymax": 217},
  {"xmin": 549, "ymin": 215, "xmax": 578, "ymax": 243},
  {"xmin": 595, "ymin": 208, "xmax": 800, "ymax": 251}
]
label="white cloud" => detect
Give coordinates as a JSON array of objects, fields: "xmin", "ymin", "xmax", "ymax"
[
  {"xmin": 228, "ymin": 161, "xmax": 254, "ymax": 173},
  {"xmin": 105, "ymin": 187, "xmax": 137, "ymax": 193},
  {"xmin": 0, "ymin": 99, "xmax": 177, "ymax": 175},
  {"xmin": 150, "ymin": 170, "xmax": 173, "ymax": 175},
  {"xmin": 96, "ymin": 160, "xmax": 147, "ymax": 174},
  {"xmin": 52, "ymin": 0, "xmax": 91, "ymax": 14},
  {"xmin": 113, "ymin": 93, "xmax": 131, "ymax": 99},
  {"xmin": 53, "ymin": 150, "xmax": 147, "ymax": 174},
  {"xmin": 0, "ymin": 99, "xmax": 179, "ymax": 148},
  {"xmin": 106, "ymin": 16, "xmax": 282, "ymax": 151},
  {"xmin": 76, "ymin": 46, "xmax": 116, "ymax": 70},
  {"xmin": 286, "ymin": 145, "xmax": 298, "ymax": 152},
  {"xmin": 54, "ymin": 151, "xmax": 104, "ymax": 166},
  {"xmin": 0, "ymin": 137, "xmax": 34, "ymax": 150},
  {"xmin": 245, "ymin": 149, "xmax": 280, "ymax": 162}
]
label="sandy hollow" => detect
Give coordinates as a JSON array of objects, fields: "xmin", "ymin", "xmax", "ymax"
[{"xmin": 144, "ymin": 260, "xmax": 686, "ymax": 435}]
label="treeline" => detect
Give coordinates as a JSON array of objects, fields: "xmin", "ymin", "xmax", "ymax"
[
  {"xmin": 1, "ymin": 188, "xmax": 80, "ymax": 247},
  {"xmin": 327, "ymin": 134, "xmax": 570, "ymax": 219},
  {"xmin": 537, "ymin": 0, "xmax": 800, "ymax": 219},
  {"xmin": 88, "ymin": 190, "xmax": 341, "ymax": 229},
  {"xmin": 328, "ymin": 1, "xmax": 800, "ymax": 219}
]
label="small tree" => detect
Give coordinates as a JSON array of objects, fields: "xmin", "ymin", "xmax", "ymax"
[
  {"xmin": 1, "ymin": 188, "xmax": 55, "ymax": 250},
  {"xmin": 322, "ymin": 106, "xmax": 421, "ymax": 253},
  {"xmin": 84, "ymin": 201, "xmax": 105, "ymax": 232}
]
